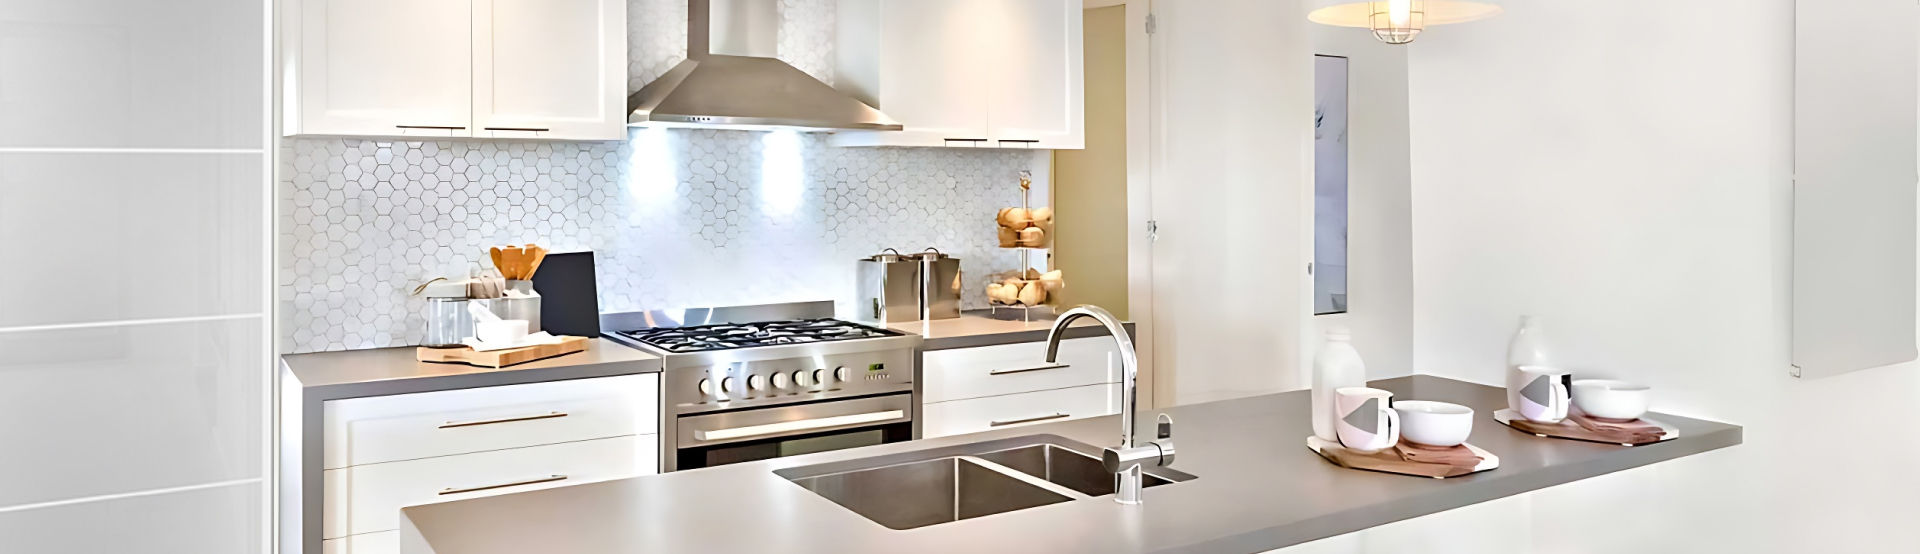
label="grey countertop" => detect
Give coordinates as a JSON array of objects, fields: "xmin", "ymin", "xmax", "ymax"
[
  {"xmin": 889, "ymin": 309, "xmax": 1136, "ymax": 350},
  {"xmin": 398, "ymin": 375, "xmax": 1742, "ymax": 553},
  {"xmin": 281, "ymin": 337, "xmax": 661, "ymax": 399}
]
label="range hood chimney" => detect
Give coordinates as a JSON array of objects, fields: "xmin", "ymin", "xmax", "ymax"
[{"xmin": 626, "ymin": 0, "xmax": 902, "ymax": 131}]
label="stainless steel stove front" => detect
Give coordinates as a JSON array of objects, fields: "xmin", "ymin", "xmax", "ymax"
[{"xmin": 651, "ymin": 334, "xmax": 921, "ymax": 472}]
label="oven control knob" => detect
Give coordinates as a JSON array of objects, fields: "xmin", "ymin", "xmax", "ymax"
[
  {"xmin": 771, "ymin": 371, "xmax": 790, "ymax": 389},
  {"xmin": 794, "ymin": 370, "xmax": 812, "ymax": 386},
  {"xmin": 834, "ymin": 366, "xmax": 850, "ymax": 382},
  {"xmin": 720, "ymin": 377, "xmax": 736, "ymax": 394},
  {"xmin": 698, "ymin": 378, "xmax": 712, "ymax": 396},
  {"xmin": 812, "ymin": 369, "xmax": 826, "ymax": 385},
  {"xmin": 747, "ymin": 374, "xmax": 765, "ymax": 391}
]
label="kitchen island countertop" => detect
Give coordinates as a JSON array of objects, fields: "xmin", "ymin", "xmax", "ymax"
[{"xmin": 398, "ymin": 375, "xmax": 1742, "ymax": 553}]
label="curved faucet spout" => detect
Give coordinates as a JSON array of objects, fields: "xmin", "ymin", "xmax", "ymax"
[{"xmin": 1044, "ymin": 305, "xmax": 1164, "ymax": 504}]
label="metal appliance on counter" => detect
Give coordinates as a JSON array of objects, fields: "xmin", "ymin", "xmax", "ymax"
[
  {"xmin": 913, "ymin": 248, "xmax": 962, "ymax": 320},
  {"xmin": 603, "ymin": 301, "xmax": 922, "ymax": 472},
  {"xmin": 855, "ymin": 249, "xmax": 919, "ymax": 323},
  {"xmin": 855, "ymin": 248, "xmax": 962, "ymax": 323}
]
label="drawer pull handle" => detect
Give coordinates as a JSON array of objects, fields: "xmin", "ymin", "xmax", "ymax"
[
  {"xmin": 989, "ymin": 364, "xmax": 1070, "ymax": 376},
  {"xmin": 439, "ymin": 474, "xmax": 567, "ymax": 495},
  {"xmin": 483, "ymin": 127, "xmax": 550, "ymax": 132},
  {"xmin": 439, "ymin": 411, "xmax": 568, "ymax": 429},
  {"xmin": 395, "ymin": 125, "xmax": 466, "ymax": 130},
  {"xmin": 990, "ymin": 413, "xmax": 1070, "ymax": 427}
]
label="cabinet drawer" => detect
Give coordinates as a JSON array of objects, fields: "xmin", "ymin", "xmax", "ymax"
[
  {"xmin": 322, "ymin": 434, "xmax": 655, "ymax": 539},
  {"xmin": 921, "ymin": 383, "xmax": 1119, "ymax": 438},
  {"xmin": 323, "ymin": 374, "xmax": 658, "ymax": 469},
  {"xmin": 322, "ymin": 531, "xmax": 396, "ymax": 554},
  {"xmin": 921, "ymin": 337, "xmax": 1119, "ymax": 403}
]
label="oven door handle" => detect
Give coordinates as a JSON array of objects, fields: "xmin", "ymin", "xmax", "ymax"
[{"xmin": 692, "ymin": 410, "xmax": 908, "ymax": 442}]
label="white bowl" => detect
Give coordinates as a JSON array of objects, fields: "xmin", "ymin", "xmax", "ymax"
[
  {"xmin": 1393, "ymin": 400, "xmax": 1474, "ymax": 447},
  {"xmin": 1571, "ymin": 379, "xmax": 1651, "ymax": 420}
]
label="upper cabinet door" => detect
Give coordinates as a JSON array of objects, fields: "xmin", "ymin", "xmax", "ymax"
[
  {"xmin": 985, "ymin": 0, "xmax": 1083, "ymax": 150},
  {"xmin": 1792, "ymin": 0, "xmax": 1919, "ymax": 378},
  {"xmin": 472, "ymin": 0, "xmax": 627, "ymax": 141},
  {"xmin": 294, "ymin": 0, "xmax": 473, "ymax": 138},
  {"xmin": 834, "ymin": 0, "xmax": 992, "ymax": 147},
  {"xmin": 834, "ymin": 0, "xmax": 1083, "ymax": 149}
]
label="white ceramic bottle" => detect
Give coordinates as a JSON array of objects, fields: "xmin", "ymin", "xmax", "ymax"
[
  {"xmin": 1312, "ymin": 326, "xmax": 1366, "ymax": 441},
  {"xmin": 1506, "ymin": 315, "xmax": 1551, "ymax": 413}
]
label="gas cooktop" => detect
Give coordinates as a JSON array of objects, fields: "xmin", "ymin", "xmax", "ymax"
[{"xmin": 611, "ymin": 318, "xmax": 905, "ymax": 353}]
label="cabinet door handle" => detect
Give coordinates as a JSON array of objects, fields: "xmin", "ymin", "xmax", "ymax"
[
  {"xmin": 439, "ymin": 411, "xmax": 568, "ymax": 429},
  {"xmin": 483, "ymin": 127, "xmax": 550, "ymax": 132},
  {"xmin": 395, "ymin": 125, "xmax": 466, "ymax": 130},
  {"xmin": 988, "ymin": 364, "xmax": 1070, "ymax": 376},
  {"xmin": 990, "ymin": 413, "xmax": 1070, "ymax": 427},
  {"xmin": 439, "ymin": 474, "xmax": 568, "ymax": 495}
]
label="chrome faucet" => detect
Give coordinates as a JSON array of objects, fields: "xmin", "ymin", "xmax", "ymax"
[{"xmin": 1045, "ymin": 305, "xmax": 1175, "ymax": 505}]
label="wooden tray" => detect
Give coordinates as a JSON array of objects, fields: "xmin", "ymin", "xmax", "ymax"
[
  {"xmin": 1493, "ymin": 408, "xmax": 1678, "ymax": 446},
  {"xmin": 1306, "ymin": 436, "xmax": 1499, "ymax": 479},
  {"xmin": 416, "ymin": 336, "xmax": 589, "ymax": 368}
]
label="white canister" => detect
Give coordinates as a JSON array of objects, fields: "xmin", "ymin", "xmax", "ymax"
[
  {"xmin": 1312, "ymin": 326, "xmax": 1367, "ymax": 442},
  {"xmin": 1505, "ymin": 315, "xmax": 1551, "ymax": 413}
]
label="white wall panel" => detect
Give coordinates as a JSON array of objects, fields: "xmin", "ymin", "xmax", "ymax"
[
  {"xmin": 0, "ymin": 0, "xmax": 263, "ymax": 149},
  {"xmin": 0, "ymin": 153, "xmax": 263, "ymax": 328}
]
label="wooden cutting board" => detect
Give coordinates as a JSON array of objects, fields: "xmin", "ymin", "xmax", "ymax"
[
  {"xmin": 1306, "ymin": 436, "xmax": 1500, "ymax": 479},
  {"xmin": 1493, "ymin": 408, "xmax": 1678, "ymax": 446},
  {"xmin": 416, "ymin": 336, "xmax": 589, "ymax": 368}
]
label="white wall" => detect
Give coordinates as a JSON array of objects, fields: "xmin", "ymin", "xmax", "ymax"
[
  {"xmin": 1392, "ymin": 1, "xmax": 1920, "ymax": 552},
  {"xmin": 1309, "ymin": 25, "xmax": 1414, "ymax": 380}
]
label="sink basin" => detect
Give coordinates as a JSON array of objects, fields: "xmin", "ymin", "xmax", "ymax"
[
  {"xmin": 973, "ymin": 444, "xmax": 1173, "ymax": 497},
  {"xmin": 786, "ymin": 457, "xmax": 1072, "ymax": 530},
  {"xmin": 776, "ymin": 434, "xmax": 1195, "ymax": 530}
]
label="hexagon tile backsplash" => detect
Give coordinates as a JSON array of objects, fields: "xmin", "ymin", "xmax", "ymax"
[{"xmin": 278, "ymin": 129, "xmax": 1039, "ymax": 353}]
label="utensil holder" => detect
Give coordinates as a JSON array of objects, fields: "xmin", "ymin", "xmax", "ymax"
[{"xmin": 482, "ymin": 285, "xmax": 542, "ymax": 333}]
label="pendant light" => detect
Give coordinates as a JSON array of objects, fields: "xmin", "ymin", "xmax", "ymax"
[{"xmin": 1308, "ymin": 0, "xmax": 1502, "ymax": 45}]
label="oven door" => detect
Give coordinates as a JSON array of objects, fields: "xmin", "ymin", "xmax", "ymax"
[{"xmin": 674, "ymin": 393, "xmax": 914, "ymax": 470}]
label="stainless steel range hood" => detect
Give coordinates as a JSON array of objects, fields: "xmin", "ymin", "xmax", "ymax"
[{"xmin": 627, "ymin": 0, "xmax": 901, "ymax": 131}]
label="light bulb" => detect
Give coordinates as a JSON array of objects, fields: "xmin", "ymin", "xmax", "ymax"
[{"xmin": 1388, "ymin": 0, "xmax": 1412, "ymax": 27}]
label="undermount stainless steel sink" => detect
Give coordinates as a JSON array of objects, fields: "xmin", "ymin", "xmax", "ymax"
[
  {"xmin": 776, "ymin": 435, "xmax": 1196, "ymax": 530},
  {"xmin": 973, "ymin": 443, "xmax": 1175, "ymax": 497}
]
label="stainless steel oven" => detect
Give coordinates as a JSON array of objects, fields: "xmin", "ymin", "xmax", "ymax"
[
  {"xmin": 603, "ymin": 301, "xmax": 923, "ymax": 472},
  {"xmin": 675, "ymin": 393, "xmax": 914, "ymax": 470}
]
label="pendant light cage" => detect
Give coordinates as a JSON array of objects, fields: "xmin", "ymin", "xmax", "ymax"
[{"xmin": 1367, "ymin": 1, "xmax": 1425, "ymax": 45}]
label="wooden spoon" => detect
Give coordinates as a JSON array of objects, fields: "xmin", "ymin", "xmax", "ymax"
[
  {"xmin": 525, "ymin": 245, "xmax": 548, "ymax": 279},
  {"xmin": 489, "ymin": 246, "xmax": 505, "ymax": 277}
]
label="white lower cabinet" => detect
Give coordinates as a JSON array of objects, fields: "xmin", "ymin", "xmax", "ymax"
[
  {"xmin": 922, "ymin": 383, "xmax": 1120, "ymax": 438},
  {"xmin": 322, "ymin": 434, "xmax": 655, "ymax": 540},
  {"xmin": 317, "ymin": 373, "xmax": 660, "ymax": 554}
]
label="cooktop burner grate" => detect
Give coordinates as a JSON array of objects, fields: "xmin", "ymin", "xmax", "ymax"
[{"xmin": 613, "ymin": 318, "xmax": 902, "ymax": 353}]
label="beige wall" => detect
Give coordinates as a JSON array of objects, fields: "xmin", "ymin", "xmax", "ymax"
[{"xmin": 1051, "ymin": 5, "xmax": 1128, "ymax": 318}]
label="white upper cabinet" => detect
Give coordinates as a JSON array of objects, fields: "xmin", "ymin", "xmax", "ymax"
[
  {"xmin": 472, "ymin": 0, "xmax": 626, "ymax": 140},
  {"xmin": 284, "ymin": 0, "xmax": 626, "ymax": 140},
  {"xmin": 985, "ymin": 0, "xmax": 1083, "ymax": 149},
  {"xmin": 834, "ymin": 0, "xmax": 1084, "ymax": 149},
  {"xmin": 293, "ymin": 0, "xmax": 473, "ymax": 138}
]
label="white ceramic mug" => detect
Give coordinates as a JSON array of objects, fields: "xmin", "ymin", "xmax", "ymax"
[
  {"xmin": 1394, "ymin": 401, "xmax": 1474, "ymax": 448},
  {"xmin": 1334, "ymin": 387, "xmax": 1400, "ymax": 453},
  {"xmin": 1571, "ymin": 379, "xmax": 1651, "ymax": 420},
  {"xmin": 1516, "ymin": 366, "xmax": 1571, "ymax": 423}
]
